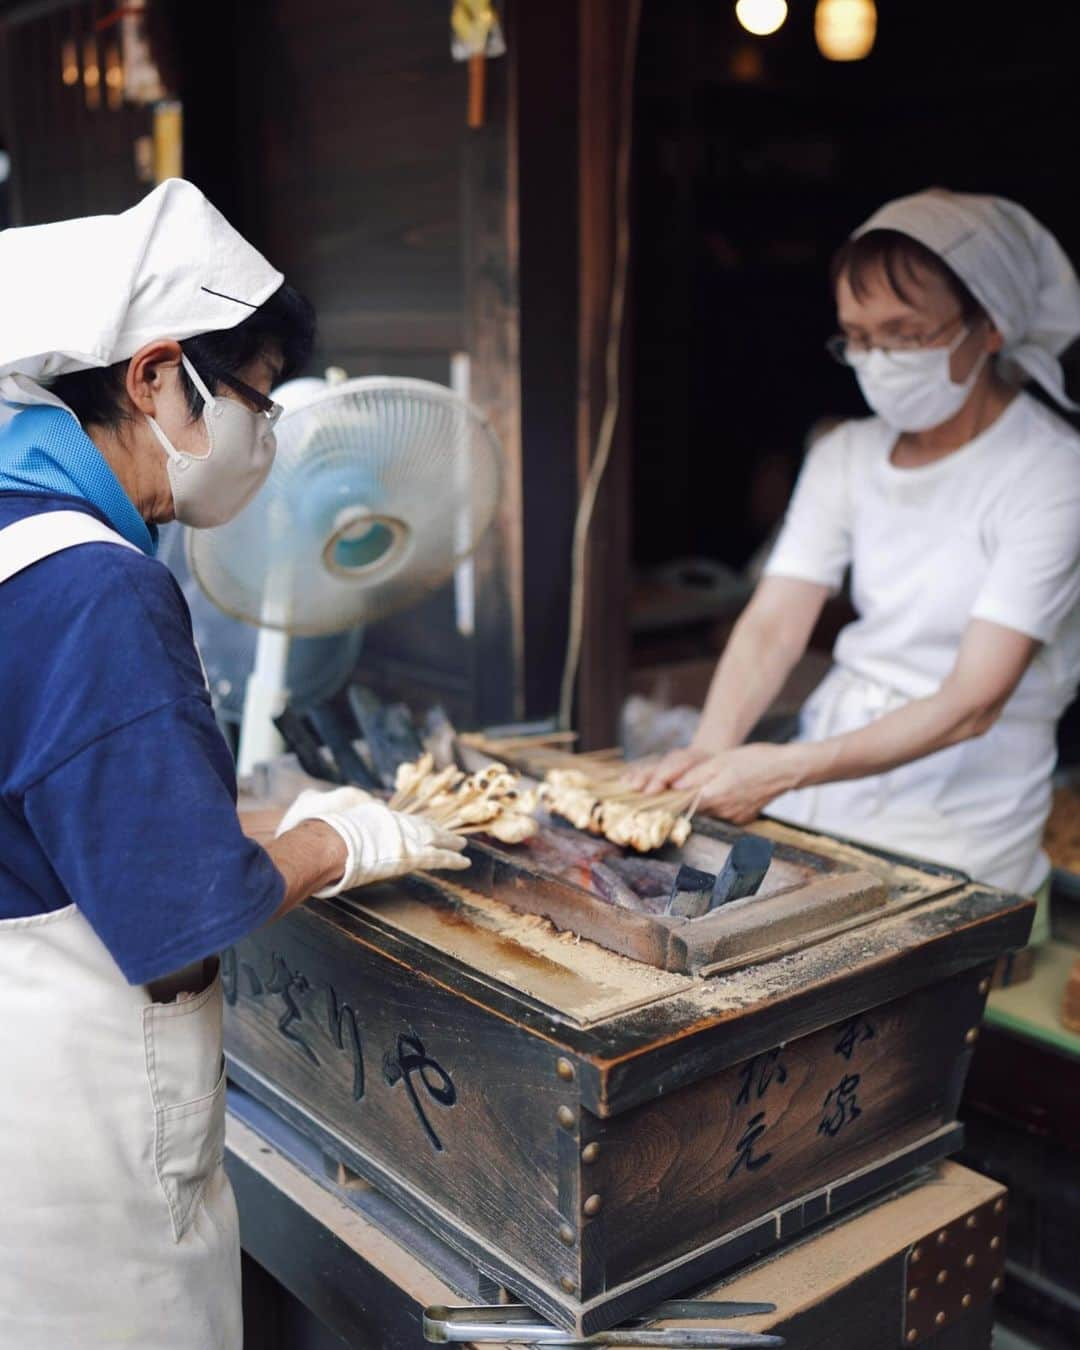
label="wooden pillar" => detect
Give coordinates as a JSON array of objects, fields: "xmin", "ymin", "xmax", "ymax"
[
  {"xmin": 463, "ymin": 34, "xmax": 525, "ymax": 726},
  {"xmin": 575, "ymin": 0, "xmax": 636, "ymax": 748}
]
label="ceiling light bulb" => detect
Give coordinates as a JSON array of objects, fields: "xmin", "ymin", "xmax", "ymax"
[{"xmin": 735, "ymin": 0, "xmax": 789, "ymax": 39}]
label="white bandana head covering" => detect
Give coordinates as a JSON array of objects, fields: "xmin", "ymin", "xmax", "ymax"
[
  {"xmin": 853, "ymin": 187, "xmax": 1080, "ymax": 410},
  {"xmin": 0, "ymin": 178, "xmax": 284, "ymax": 412}
]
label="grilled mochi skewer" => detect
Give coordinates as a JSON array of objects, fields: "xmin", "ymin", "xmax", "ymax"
[
  {"xmin": 389, "ymin": 756, "xmax": 539, "ymax": 844},
  {"xmin": 539, "ymin": 772, "xmax": 696, "ymax": 854}
]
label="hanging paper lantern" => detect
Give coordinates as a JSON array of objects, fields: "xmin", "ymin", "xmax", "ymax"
[{"xmin": 815, "ymin": 0, "xmax": 877, "ymax": 62}]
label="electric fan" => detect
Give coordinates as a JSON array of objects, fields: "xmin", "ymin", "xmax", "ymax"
[{"xmin": 186, "ymin": 375, "xmax": 503, "ymax": 775}]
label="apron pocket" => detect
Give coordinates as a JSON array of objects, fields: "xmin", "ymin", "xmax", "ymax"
[
  {"xmin": 143, "ymin": 962, "xmax": 227, "ymax": 1241},
  {"xmin": 154, "ymin": 1067, "xmax": 227, "ymax": 1242}
]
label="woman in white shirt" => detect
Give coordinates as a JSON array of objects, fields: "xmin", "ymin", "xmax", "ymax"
[{"xmin": 634, "ymin": 189, "xmax": 1080, "ymax": 937}]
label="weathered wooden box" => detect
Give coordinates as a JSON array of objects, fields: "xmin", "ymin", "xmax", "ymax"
[{"xmin": 224, "ymin": 821, "xmax": 1032, "ymax": 1336}]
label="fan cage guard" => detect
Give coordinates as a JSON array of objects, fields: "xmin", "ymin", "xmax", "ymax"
[{"xmin": 186, "ymin": 376, "xmax": 503, "ymax": 637}]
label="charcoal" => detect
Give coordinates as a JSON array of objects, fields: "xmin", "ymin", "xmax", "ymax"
[
  {"xmin": 709, "ymin": 836, "xmax": 774, "ymax": 910},
  {"xmin": 591, "ymin": 861, "xmax": 643, "ymax": 911},
  {"xmin": 667, "ymin": 863, "xmax": 717, "ymax": 919},
  {"xmin": 604, "ymin": 855, "xmax": 681, "ymax": 895}
]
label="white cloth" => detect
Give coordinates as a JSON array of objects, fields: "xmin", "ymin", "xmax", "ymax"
[
  {"xmin": 0, "ymin": 508, "xmax": 140, "ymax": 579},
  {"xmin": 854, "ymin": 187, "xmax": 1080, "ymax": 411},
  {"xmin": 765, "ymin": 394, "xmax": 1080, "ymax": 894},
  {"xmin": 0, "ymin": 514, "xmax": 240, "ymax": 1350},
  {"xmin": 0, "ymin": 178, "xmax": 283, "ymax": 412}
]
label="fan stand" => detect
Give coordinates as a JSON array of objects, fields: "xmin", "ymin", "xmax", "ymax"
[
  {"xmin": 236, "ymin": 625, "xmax": 290, "ymax": 779},
  {"xmin": 236, "ymin": 501, "xmax": 295, "ymax": 780}
]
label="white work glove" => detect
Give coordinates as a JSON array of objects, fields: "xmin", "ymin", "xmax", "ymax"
[{"xmin": 276, "ymin": 786, "xmax": 470, "ymax": 898}]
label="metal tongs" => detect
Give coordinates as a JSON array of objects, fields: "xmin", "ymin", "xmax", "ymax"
[{"xmin": 422, "ymin": 1301, "xmax": 784, "ymax": 1347}]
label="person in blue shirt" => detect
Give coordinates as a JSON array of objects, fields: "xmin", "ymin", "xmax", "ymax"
[{"xmin": 0, "ymin": 180, "xmax": 468, "ymax": 1350}]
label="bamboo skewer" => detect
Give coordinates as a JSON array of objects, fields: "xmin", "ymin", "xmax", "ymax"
[
  {"xmin": 467, "ymin": 736, "xmax": 701, "ymax": 851},
  {"xmin": 397, "ymin": 736, "xmax": 701, "ymax": 854},
  {"xmin": 460, "ymin": 731, "xmax": 579, "ymax": 752},
  {"xmin": 388, "ymin": 754, "xmax": 539, "ymax": 843}
]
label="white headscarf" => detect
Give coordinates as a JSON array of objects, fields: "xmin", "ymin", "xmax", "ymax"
[
  {"xmin": 853, "ymin": 187, "xmax": 1080, "ymax": 410},
  {"xmin": 0, "ymin": 178, "xmax": 284, "ymax": 412}
]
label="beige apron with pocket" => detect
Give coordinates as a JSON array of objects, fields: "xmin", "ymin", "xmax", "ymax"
[{"xmin": 0, "ymin": 511, "xmax": 241, "ymax": 1349}]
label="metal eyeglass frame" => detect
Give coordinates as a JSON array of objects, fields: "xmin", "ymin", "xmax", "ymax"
[
  {"xmin": 825, "ymin": 310, "xmax": 968, "ymax": 367},
  {"xmin": 195, "ymin": 362, "xmax": 284, "ymax": 425}
]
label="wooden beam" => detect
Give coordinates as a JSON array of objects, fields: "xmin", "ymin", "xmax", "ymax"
[
  {"xmin": 463, "ymin": 26, "xmax": 525, "ymax": 726},
  {"xmin": 575, "ymin": 0, "xmax": 636, "ymax": 748},
  {"xmin": 515, "ymin": 0, "xmax": 580, "ymax": 721}
]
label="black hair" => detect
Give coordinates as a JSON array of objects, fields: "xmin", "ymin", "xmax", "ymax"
[
  {"xmin": 47, "ymin": 281, "xmax": 316, "ymax": 430},
  {"xmin": 830, "ymin": 229, "xmax": 985, "ymax": 323}
]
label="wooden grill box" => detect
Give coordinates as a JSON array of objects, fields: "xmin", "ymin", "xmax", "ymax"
[{"xmin": 223, "ymin": 817, "xmax": 1032, "ymax": 1336}]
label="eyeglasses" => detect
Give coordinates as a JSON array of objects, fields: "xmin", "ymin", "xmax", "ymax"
[
  {"xmin": 210, "ymin": 369, "xmax": 284, "ymax": 425},
  {"xmin": 190, "ymin": 359, "xmax": 283, "ymax": 425},
  {"xmin": 826, "ymin": 311, "xmax": 968, "ymax": 366}
]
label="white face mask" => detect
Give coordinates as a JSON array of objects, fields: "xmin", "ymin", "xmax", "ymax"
[
  {"xmin": 847, "ymin": 326, "xmax": 988, "ymax": 433},
  {"xmin": 145, "ymin": 355, "xmax": 279, "ymax": 528}
]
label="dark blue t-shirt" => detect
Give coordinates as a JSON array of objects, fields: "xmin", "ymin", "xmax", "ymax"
[{"xmin": 0, "ymin": 492, "xmax": 285, "ymax": 984}]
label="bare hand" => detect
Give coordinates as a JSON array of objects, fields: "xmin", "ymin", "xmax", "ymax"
[
  {"xmin": 672, "ymin": 743, "xmax": 802, "ymax": 825},
  {"xmin": 624, "ymin": 744, "xmax": 712, "ymax": 794}
]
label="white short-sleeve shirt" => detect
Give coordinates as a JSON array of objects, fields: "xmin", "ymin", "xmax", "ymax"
[
  {"xmin": 763, "ymin": 392, "xmax": 1080, "ymax": 893},
  {"xmin": 766, "ymin": 393, "xmax": 1080, "ymax": 719}
]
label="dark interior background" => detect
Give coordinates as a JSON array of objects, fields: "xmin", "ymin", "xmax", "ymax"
[{"xmin": 632, "ymin": 0, "xmax": 1080, "ymax": 574}]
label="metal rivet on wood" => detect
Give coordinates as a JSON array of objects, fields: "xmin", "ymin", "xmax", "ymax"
[
  {"xmin": 556, "ymin": 1106, "xmax": 576, "ymax": 1129},
  {"xmin": 908, "ymin": 1287, "xmax": 919, "ymax": 1302},
  {"xmin": 964, "ymin": 1254, "xmax": 976, "ymax": 1269},
  {"xmin": 560, "ymin": 1276, "xmax": 576, "ymax": 1294},
  {"xmin": 978, "ymin": 978, "xmax": 991, "ymax": 995},
  {"xmin": 991, "ymin": 1277, "xmax": 1003, "ymax": 1294},
  {"xmin": 906, "ymin": 1331, "xmax": 918, "ymax": 1344},
  {"xmin": 937, "ymin": 1230, "xmax": 949, "ymax": 1245},
  {"xmin": 990, "ymin": 1236, "xmax": 1001, "ymax": 1250},
  {"xmin": 556, "ymin": 1058, "xmax": 575, "ymax": 1082},
  {"xmin": 936, "ymin": 1270, "xmax": 948, "ymax": 1285},
  {"xmin": 911, "ymin": 1246, "xmax": 923, "ymax": 1262},
  {"xmin": 965, "ymin": 1214, "xmax": 977, "ymax": 1229},
  {"xmin": 581, "ymin": 1141, "xmax": 600, "ymax": 1164},
  {"xmin": 583, "ymin": 1194, "xmax": 603, "ymax": 1217},
  {"xmin": 994, "ymin": 1199, "xmax": 1006, "ymax": 1215},
  {"xmin": 558, "ymin": 1223, "xmax": 575, "ymax": 1245},
  {"xmin": 964, "ymin": 1027, "xmax": 979, "ymax": 1046},
  {"xmin": 961, "ymin": 1294, "xmax": 972, "ymax": 1309},
  {"xmin": 935, "ymin": 1312, "xmax": 947, "ymax": 1327}
]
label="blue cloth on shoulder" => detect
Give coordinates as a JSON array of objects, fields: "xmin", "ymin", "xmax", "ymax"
[{"xmin": 0, "ymin": 404, "xmax": 157, "ymax": 554}]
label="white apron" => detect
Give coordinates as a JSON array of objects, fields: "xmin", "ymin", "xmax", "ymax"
[
  {"xmin": 769, "ymin": 663, "xmax": 1057, "ymax": 901},
  {"xmin": 0, "ymin": 511, "xmax": 241, "ymax": 1350}
]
